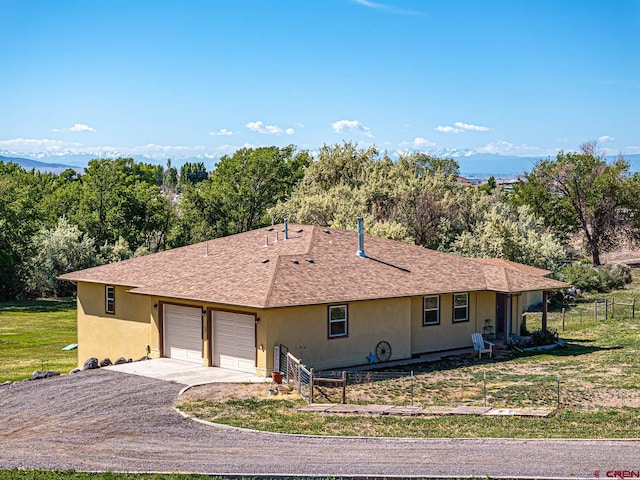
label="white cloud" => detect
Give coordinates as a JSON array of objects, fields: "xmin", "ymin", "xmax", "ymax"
[
  {"xmin": 411, "ymin": 137, "xmax": 436, "ymax": 148},
  {"xmin": 70, "ymin": 123, "xmax": 96, "ymax": 132},
  {"xmin": 435, "ymin": 125, "xmax": 463, "ymax": 134},
  {"xmin": 331, "ymin": 119, "xmax": 374, "ymax": 138},
  {"xmin": 476, "ymin": 140, "xmax": 543, "ymax": 156},
  {"xmin": 51, "ymin": 123, "xmax": 96, "ymax": 133},
  {"xmin": 598, "ymin": 135, "xmax": 615, "ymax": 143},
  {"xmin": 209, "ymin": 128, "xmax": 234, "ymax": 136},
  {"xmin": 212, "ymin": 143, "xmax": 259, "ymax": 155},
  {"xmin": 397, "ymin": 137, "xmax": 438, "ymax": 152},
  {"xmin": 136, "ymin": 144, "xmax": 205, "ymax": 154},
  {"xmin": 478, "ymin": 141, "xmax": 514, "ymax": 154},
  {"xmin": 626, "ymin": 146, "xmax": 640, "ymax": 154},
  {"xmin": 412, "ymin": 137, "xmax": 436, "ymax": 148},
  {"xmin": 285, "ymin": 128, "xmax": 295, "ymax": 135},
  {"xmin": 246, "ymin": 121, "xmax": 288, "ymax": 135},
  {"xmin": 0, "ymin": 137, "xmax": 83, "ymax": 154},
  {"xmin": 454, "ymin": 121, "xmax": 490, "ymax": 132},
  {"xmin": 436, "ymin": 121, "xmax": 490, "ymax": 134},
  {"xmin": 0, "ymin": 137, "xmax": 214, "ymax": 160}
]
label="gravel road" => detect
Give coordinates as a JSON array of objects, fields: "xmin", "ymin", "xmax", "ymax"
[{"xmin": 0, "ymin": 369, "xmax": 638, "ymax": 478}]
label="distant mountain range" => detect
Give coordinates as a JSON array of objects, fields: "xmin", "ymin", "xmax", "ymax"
[
  {"xmin": 2, "ymin": 152, "xmax": 639, "ymax": 179},
  {"xmin": 0, "ymin": 155, "xmax": 81, "ymax": 174}
]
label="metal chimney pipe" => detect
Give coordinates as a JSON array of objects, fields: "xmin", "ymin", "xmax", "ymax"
[
  {"xmin": 357, "ymin": 217, "xmax": 366, "ymax": 258},
  {"xmin": 284, "ymin": 218, "xmax": 289, "ymax": 240}
]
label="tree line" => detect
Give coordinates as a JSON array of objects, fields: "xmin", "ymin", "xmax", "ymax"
[{"xmin": 1, "ymin": 141, "xmax": 638, "ymax": 300}]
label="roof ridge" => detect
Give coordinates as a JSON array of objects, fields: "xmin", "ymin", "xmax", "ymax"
[
  {"xmin": 479, "ymin": 262, "xmax": 508, "ymax": 292},
  {"xmin": 307, "ymin": 225, "xmax": 318, "ymax": 255},
  {"xmin": 263, "ymin": 254, "xmax": 282, "ymax": 308}
]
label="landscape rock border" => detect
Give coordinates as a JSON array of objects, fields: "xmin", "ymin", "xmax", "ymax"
[{"xmin": 0, "ymin": 354, "xmax": 152, "ymax": 387}]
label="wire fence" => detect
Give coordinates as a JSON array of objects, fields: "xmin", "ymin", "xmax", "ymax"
[
  {"xmin": 524, "ymin": 295, "xmax": 636, "ymax": 333},
  {"xmin": 312, "ymin": 369, "xmax": 561, "ymax": 409}
]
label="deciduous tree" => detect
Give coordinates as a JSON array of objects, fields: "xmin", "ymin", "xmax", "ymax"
[{"xmin": 514, "ymin": 142, "xmax": 631, "ymax": 265}]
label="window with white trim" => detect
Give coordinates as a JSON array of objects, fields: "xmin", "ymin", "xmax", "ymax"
[
  {"xmin": 328, "ymin": 305, "xmax": 348, "ymax": 338},
  {"xmin": 105, "ymin": 285, "xmax": 115, "ymax": 314},
  {"xmin": 453, "ymin": 293, "xmax": 468, "ymax": 322},
  {"xmin": 423, "ymin": 295, "xmax": 440, "ymax": 325}
]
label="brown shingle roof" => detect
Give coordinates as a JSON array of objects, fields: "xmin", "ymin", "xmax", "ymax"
[
  {"xmin": 473, "ymin": 258, "xmax": 552, "ymax": 277},
  {"xmin": 59, "ymin": 224, "xmax": 568, "ymax": 308}
]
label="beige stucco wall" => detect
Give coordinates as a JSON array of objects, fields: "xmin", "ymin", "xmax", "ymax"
[
  {"xmin": 410, "ymin": 291, "xmax": 496, "ymax": 354},
  {"xmin": 75, "ymin": 280, "xmax": 546, "ymax": 375},
  {"xmin": 76, "ymin": 283, "xmax": 265, "ymax": 372},
  {"xmin": 260, "ymin": 297, "xmax": 412, "ymax": 372},
  {"xmin": 522, "ymin": 291, "xmax": 543, "ymax": 311},
  {"xmin": 76, "ymin": 283, "xmax": 153, "ymax": 366}
]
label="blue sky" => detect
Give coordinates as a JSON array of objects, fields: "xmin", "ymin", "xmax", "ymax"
[{"xmin": 1, "ymin": 0, "xmax": 639, "ymax": 165}]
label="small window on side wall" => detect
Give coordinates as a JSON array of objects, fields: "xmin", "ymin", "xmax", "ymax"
[
  {"xmin": 105, "ymin": 285, "xmax": 115, "ymax": 314},
  {"xmin": 328, "ymin": 305, "xmax": 348, "ymax": 338},
  {"xmin": 423, "ymin": 295, "xmax": 440, "ymax": 325},
  {"xmin": 453, "ymin": 293, "xmax": 468, "ymax": 322}
]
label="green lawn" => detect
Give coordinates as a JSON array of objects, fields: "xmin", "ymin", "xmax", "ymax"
[{"xmin": 0, "ymin": 298, "xmax": 78, "ymax": 382}]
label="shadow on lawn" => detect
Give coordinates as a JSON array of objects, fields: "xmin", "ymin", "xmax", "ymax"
[
  {"xmin": 535, "ymin": 342, "xmax": 623, "ymax": 358},
  {"xmin": 0, "ymin": 298, "xmax": 76, "ymax": 313},
  {"xmin": 346, "ymin": 352, "xmax": 519, "ymax": 378},
  {"xmin": 320, "ymin": 341, "xmax": 623, "ymax": 383}
]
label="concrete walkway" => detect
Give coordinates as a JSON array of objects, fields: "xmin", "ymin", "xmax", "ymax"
[
  {"xmin": 343, "ymin": 347, "xmax": 477, "ymax": 371},
  {"xmin": 105, "ymin": 358, "xmax": 267, "ymax": 385}
]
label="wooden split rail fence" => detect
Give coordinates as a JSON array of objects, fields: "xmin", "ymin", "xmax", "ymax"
[{"xmin": 284, "ymin": 352, "xmax": 348, "ymax": 404}]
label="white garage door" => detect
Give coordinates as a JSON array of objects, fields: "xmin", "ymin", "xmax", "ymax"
[
  {"xmin": 164, "ymin": 305, "xmax": 202, "ymax": 364},
  {"xmin": 213, "ymin": 311, "xmax": 255, "ymax": 373}
]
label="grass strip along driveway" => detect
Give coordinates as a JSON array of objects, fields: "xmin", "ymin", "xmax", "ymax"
[{"xmin": 178, "ymin": 284, "xmax": 640, "ymax": 439}]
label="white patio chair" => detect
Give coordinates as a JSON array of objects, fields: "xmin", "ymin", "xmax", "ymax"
[{"xmin": 472, "ymin": 332, "xmax": 494, "ymax": 359}]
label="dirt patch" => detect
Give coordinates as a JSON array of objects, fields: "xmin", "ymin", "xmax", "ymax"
[
  {"xmin": 600, "ymin": 247, "xmax": 640, "ymax": 266},
  {"xmin": 179, "ymin": 382, "xmax": 299, "ymax": 404}
]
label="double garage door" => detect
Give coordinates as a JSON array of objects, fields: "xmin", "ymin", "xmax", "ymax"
[{"xmin": 163, "ymin": 305, "xmax": 255, "ymax": 373}]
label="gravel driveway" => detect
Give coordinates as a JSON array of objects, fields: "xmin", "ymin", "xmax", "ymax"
[{"xmin": 0, "ymin": 369, "xmax": 638, "ymax": 478}]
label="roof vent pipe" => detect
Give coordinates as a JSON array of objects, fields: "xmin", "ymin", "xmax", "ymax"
[
  {"xmin": 357, "ymin": 216, "xmax": 366, "ymax": 258},
  {"xmin": 284, "ymin": 218, "xmax": 289, "ymax": 240}
]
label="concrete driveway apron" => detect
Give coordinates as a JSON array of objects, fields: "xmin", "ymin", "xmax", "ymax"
[{"xmin": 105, "ymin": 357, "xmax": 266, "ymax": 385}]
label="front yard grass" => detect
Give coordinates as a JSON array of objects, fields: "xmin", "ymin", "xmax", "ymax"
[
  {"xmin": 0, "ymin": 298, "xmax": 77, "ymax": 382},
  {"xmin": 178, "ymin": 272, "xmax": 640, "ymax": 438}
]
